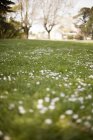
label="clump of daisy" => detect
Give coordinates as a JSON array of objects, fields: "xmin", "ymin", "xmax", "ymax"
[
  {"xmin": 65, "ymin": 110, "xmax": 73, "ymax": 115},
  {"xmin": 18, "ymin": 100, "xmax": 23, "ymax": 105},
  {"xmin": 13, "ymin": 88, "xmax": 17, "ymax": 92},
  {"xmin": 44, "ymin": 118, "xmax": 53, "ymax": 125},
  {"xmin": 80, "ymin": 105, "xmax": 85, "ymax": 110},
  {"xmin": 89, "ymin": 75, "xmax": 93, "ymax": 79},
  {"xmin": 36, "ymin": 81, "xmax": 40, "ymax": 85},
  {"xmin": 8, "ymin": 103, "xmax": 15, "ymax": 111},
  {"xmin": 0, "ymin": 130, "xmax": 3, "ymax": 137},
  {"xmin": 72, "ymin": 114, "xmax": 79, "ymax": 120},
  {"xmin": 46, "ymin": 88, "xmax": 50, "ymax": 92},
  {"xmin": 39, "ymin": 107, "xmax": 48, "ymax": 114},
  {"xmin": 48, "ymin": 104, "xmax": 55, "ymax": 110},
  {"xmin": 18, "ymin": 106, "xmax": 26, "ymax": 115},
  {"xmin": 4, "ymin": 135, "xmax": 11, "ymax": 140},
  {"xmin": 44, "ymin": 97, "xmax": 50, "ymax": 102},
  {"xmin": 3, "ymin": 76, "xmax": 7, "ymax": 81},
  {"xmin": 84, "ymin": 121, "xmax": 91, "ymax": 128},
  {"xmin": 60, "ymin": 114, "xmax": 66, "ymax": 120},
  {"xmin": 60, "ymin": 92, "xmax": 65, "ymax": 97},
  {"xmin": 76, "ymin": 118, "xmax": 82, "ymax": 124}
]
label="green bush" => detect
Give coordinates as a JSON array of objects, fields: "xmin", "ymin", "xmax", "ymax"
[
  {"xmin": 67, "ymin": 35, "xmax": 74, "ymax": 39},
  {"xmin": 75, "ymin": 34, "xmax": 84, "ymax": 40},
  {"xmin": 0, "ymin": 16, "xmax": 21, "ymax": 39}
]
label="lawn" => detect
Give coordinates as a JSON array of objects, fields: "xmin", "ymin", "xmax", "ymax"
[{"xmin": 0, "ymin": 39, "xmax": 93, "ymax": 140}]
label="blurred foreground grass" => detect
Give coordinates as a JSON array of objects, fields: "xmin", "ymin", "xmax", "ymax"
[{"xmin": 0, "ymin": 39, "xmax": 93, "ymax": 140}]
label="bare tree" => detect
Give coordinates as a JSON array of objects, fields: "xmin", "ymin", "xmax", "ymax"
[
  {"xmin": 15, "ymin": 0, "xmax": 37, "ymax": 39},
  {"xmin": 37, "ymin": 0, "xmax": 64, "ymax": 39}
]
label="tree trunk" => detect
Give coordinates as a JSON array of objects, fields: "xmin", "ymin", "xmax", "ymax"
[
  {"xmin": 24, "ymin": 31, "xmax": 29, "ymax": 39},
  {"xmin": 91, "ymin": 30, "xmax": 93, "ymax": 40},
  {"xmin": 24, "ymin": 26, "xmax": 29, "ymax": 39},
  {"xmin": 48, "ymin": 32, "xmax": 50, "ymax": 39}
]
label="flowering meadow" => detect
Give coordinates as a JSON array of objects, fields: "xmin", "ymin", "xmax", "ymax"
[{"xmin": 0, "ymin": 39, "xmax": 93, "ymax": 140}]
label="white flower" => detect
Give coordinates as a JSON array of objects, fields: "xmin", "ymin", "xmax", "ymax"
[
  {"xmin": 18, "ymin": 52, "xmax": 21, "ymax": 55},
  {"xmin": 38, "ymin": 99, "xmax": 43, "ymax": 104},
  {"xmin": 37, "ymin": 104, "xmax": 43, "ymax": 110},
  {"xmin": 72, "ymin": 114, "xmax": 79, "ymax": 119},
  {"xmin": 80, "ymin": 105, "xmax": 85, "ymax": 109},
  {"xmin": 29, "ymin": 72, "xmax": 33, "ymax": 76},
  {"xmin": 55, "ymin": 77, "xmax": 59, "ymax": 80},
  {"xmin": 50, "ymin": 100, "xmax": 55, "ymax": 106},
  {"xmin": 52, "ymin": 91, "xmax": 56, "ymax": 95},
  {"xmin": 86, "ymin": 116, "xmax": 92, "ymax": 120},
  {"xmin": 78, "ymin": 97, "xmax": 84, "ymax": 104},
  {"xmin": 4, "ymin": 135, "xmax": 11, "ymax": 140},
  {"xmin": 46, "ymin": 88, "xmax": 50, "ymax": 92},
  {"xmin": 76, "ymin": 119, "xmax": 82, "ymax": 123},
  {"xmin": 40, "ymin": 70, "xmax": 44, "ymax": 75},
  {"xmin": 40, "ymin": 107, "xmax": 48, "ymax": 114},
  {"xmin": 69, "ymin": 97, "xmax": 77, "ymax": 102},
  {"xmin": 18, "ymin": 100, "xmax": 23, "ymax": 105},
  {"xmin": 0, "ymin": 95, "xmax": 7, "ymax": 99},
  {"xmin": 59, "ymin": 84, "xmax": 62, "ymax": 87},
  {"xmin": 85, "ymin": 95, "xmax": 92, "ymax": 100},
  {"xmin": 4, "ymin": 91, "xmax": 8, "ymax": 95},
  {"xmin": 36, "ymin": 81, "xmax": 40, "ymax": 85},
  {"xmin": 0, "ymin": 130, "xmax": 3, "ymax": 137},
  {"xmin": 48, "ymin": 105, "xmax": 55, "ymax": 110},
  {"xmin": 3, "ymin": 76, "xmax": 7, "ymax": 81},
  {"xmin": 8, "ymin": 103, "xmax": 15, "ymax": 110},
  {"xmin": 64, "ymin": 83, "xmax": 69, "ymax": 87},
  {"xmin": 89, "ymin": 75, "xmax": 93, "ymax": 79},
  {"xmin": 78, "ymin": 88, "xmax": 85, "ymax": 92},
  {"xmin": 18, "ymin": 106, "xmax": 26, "ymax": 115},
  {"xmin": 44, "ymin": 119, "xmax": 52, "ymax": 125},
  {"xmin": 44, "ymin": 97, "xmax": 50, "ymax": 102},
  {"xmin": 60, "ymin": 93, "xmax": 65, "ymax": 97},
  {"xmin": 84, "ymin": 121, "xmax": 91, "ymax": 128},
  {"xmin": 13, "ymin": 88, "xmax": 17, "ymax": 92},
  {"xmin": 65, "ymin": 110, "xmax": 73, "ymax": 115},
  {"xmin": 90, "ymin": 65, "xmax": 93, "ymax": 69},
  {"xmin": 60, "ymin": 115, "xmax": 65, "ymax": 119},
  {"xmin": 52, "ymin": 97, "xmax": 59, "ymax": 103},
  {"xmin": 8, "ymin": 76, "xmax": 11, "ymax": 81}
]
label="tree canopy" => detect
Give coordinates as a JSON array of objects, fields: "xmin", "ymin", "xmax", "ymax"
[
  {"xmin": 0, "ymin": 0, "xmax": 14, "ymax": 14},
  {"xmin": 0, "ymin": 0, "xmax": 22, "ymax": 39},
  {"xmin": 74, "ymin": 6, "xmax": 93, "ymax": 40}
]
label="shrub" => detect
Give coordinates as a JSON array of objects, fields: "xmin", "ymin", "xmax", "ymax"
[
  {"xmin": 75, "ymin": 34, "xmax": 84, "ymax": 40},
  {"xmin": 67, "ymin": 35, "xmax": 74, "ymax": 39}
]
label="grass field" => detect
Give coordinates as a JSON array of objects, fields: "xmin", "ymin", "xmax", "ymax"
[{"xmin": 0, "ymin": 39, "xmax": 93, "ymax": 140}]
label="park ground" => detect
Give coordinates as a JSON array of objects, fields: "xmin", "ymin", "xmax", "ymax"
[{"xmin": 0, "ymin": 39, "xmax": 93, "ymax": 140}]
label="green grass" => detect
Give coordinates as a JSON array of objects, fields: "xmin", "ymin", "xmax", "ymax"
[{"xmin": 0, "ymin": 39, "xmax": 93, "ymax": 140}]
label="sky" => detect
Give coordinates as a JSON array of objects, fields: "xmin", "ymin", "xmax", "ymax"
[
  {"xmin": 13, "ymin": 0, "xmax": 93, "ymax": 15},
  {"xmin": 13, "ymin": 0, "xmax": 93, "ymax": 8},
  {"xmin": 75, "ymin": 0, "xmax": 93, "ymax": 8},
  {"xmin": 73, "ymin": 0, "xmax": 93, "ymax": 14}
]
